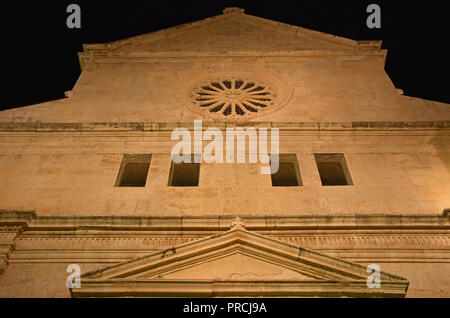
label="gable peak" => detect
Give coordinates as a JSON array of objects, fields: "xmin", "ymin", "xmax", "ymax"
[{"xmin": 222, "ymin": 7, "xmax": 245, "ymax": 15}]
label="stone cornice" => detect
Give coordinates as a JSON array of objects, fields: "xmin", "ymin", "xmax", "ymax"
[
  {"xmin": 79, "ymin": 50, "xmax": 386, "ymax": 59},
  {"xmin": 72, "ymin": 279, "xmax": 409, "ymax": 298},
  {"xmin": 0, "ymin": 213, "xmax": 30, "ymax": 275},
  {"xmin": 78, "ymin": 50, "xmax": 387, "ymax": 70},
  {"xmin": 1, "ymin": 210, "xmax": 448, "ymax": 232},
  {"xmin": 0, "ymin": 211, "xmax": 36, "ymax": 228},
  {"xmin": 2, "ymin": 211, "xmax": 448, "ymax": 264},
  {"xmin": 0, "ymin": 121, "xmax": 449, "ymax": 134}
]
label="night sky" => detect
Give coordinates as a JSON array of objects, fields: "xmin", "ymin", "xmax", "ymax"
[{"xmin": 1, "ymin": 0, "xmax": 449, "ymax": 111}]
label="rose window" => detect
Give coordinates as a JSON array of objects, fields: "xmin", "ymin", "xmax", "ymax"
[{"xmin": 192, "ymin": 79, "xmax": 275, "ymax": 117}]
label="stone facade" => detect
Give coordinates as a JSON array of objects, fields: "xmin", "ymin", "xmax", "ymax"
[{"xmin": 0, "ymin": 8, "xmax": 449, "ymax": 297}]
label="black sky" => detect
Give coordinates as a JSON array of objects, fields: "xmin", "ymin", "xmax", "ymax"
[{"xmin": 1, "ymin": 0, "xmax": 449, "ymax": 111}]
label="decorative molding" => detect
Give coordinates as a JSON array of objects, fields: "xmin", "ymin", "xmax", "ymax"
[
  {"xmin": 231, "ymin": 216, "xmax": 245, "ymax": 230},
  {"xmin": 0, "ymin": 223, "xmax": 24, "ymax": 276},
  {"xmin": 78, "ymin": 50, "xmax": 388, "ymax": 64},
  {"xmin": 0, "ymin": 121, "xmax": 449, "ymax": 133},
  {"xmin": 0, "ymin": 211, "xmax": 448, "ymax": 264},
  {"xmin": 202, "ymin": 64, "xmax": 254, "ymax": 73},
  {"xmin": 0, "ymin": 225, "xmax": 24, "ymax": 234},
  {"xmin": 0, "ymin": 257, "xmax": 7, "ymax": 276},
  {"xmin": 15, "ymin": 237, "xmax": 197, "ymax": 250},
  {"xmin": 13, "ymin": 234, "xmax": 450, "ymax": 251},
  {"xmin": 0, "ymin": 210, "xmax": 36, "ymax": 224},
  {"xmin": 71, "ymin": 224, "xmax": 408, "ymax": 298},
  {"xmin": 275, "ymin": 234, "xmax": 450, "ymax": 249},
  {"xmin": 72, "ymin": 280, "xmax": 408, "ymax": 298},
  {"xmin": 1, "ymin": 210, "xmax": 449, "ymax": 231}
]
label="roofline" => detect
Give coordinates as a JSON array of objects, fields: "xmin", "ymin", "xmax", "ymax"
[{"xmin": 79, "ymin": 7, "xmax": 385, "ymax": 69}]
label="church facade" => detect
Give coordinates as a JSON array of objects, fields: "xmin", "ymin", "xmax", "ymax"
[{"xmin": 0, "ymin": 7, "xmax": 449, "ymax": 297}]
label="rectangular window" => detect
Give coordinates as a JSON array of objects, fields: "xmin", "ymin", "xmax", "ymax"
[
  {"xmin": 168, "ymin": 155, "xmax": 200, "ymax": 187},
  {"xmin": 271, "ymin": 154, "xmax": 302, "ymax": 186},
  {"xmin": 115, "ymin": 154, "xmax": 151, "ymax": 187},
  {"xmin": 315, "ymin": 153, "xmax": 353, "ymax": 186}
]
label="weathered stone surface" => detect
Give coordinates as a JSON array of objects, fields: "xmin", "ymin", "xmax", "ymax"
[{"xmin": 0, "ymin": 7, "xmax": 448, "ymax": 297}]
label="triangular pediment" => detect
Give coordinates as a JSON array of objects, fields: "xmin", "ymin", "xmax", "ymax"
[
  {"xmin": 83, "ymin": 7, "xmax": 368, "ymax": 55},
  {"xmin": 154, "ymin": 252, "xmax": 315, "ymax": 281},
  {"xmin": 72, "ymin": 218, "xmax": 408, "ymax": 297}
]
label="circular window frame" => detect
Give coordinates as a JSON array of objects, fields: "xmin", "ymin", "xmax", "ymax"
[
  {"xmin": 192, "ymin": 78, "xmax": 276, "ymax": 117},
  {"xmin": 176, "ymin": 66, "xmax": 293, "ymax": 121}
]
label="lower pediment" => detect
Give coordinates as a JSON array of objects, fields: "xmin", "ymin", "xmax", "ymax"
[{"xmin": 71, "ymin": 218, "xmax": 409, "ymax": 298}]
